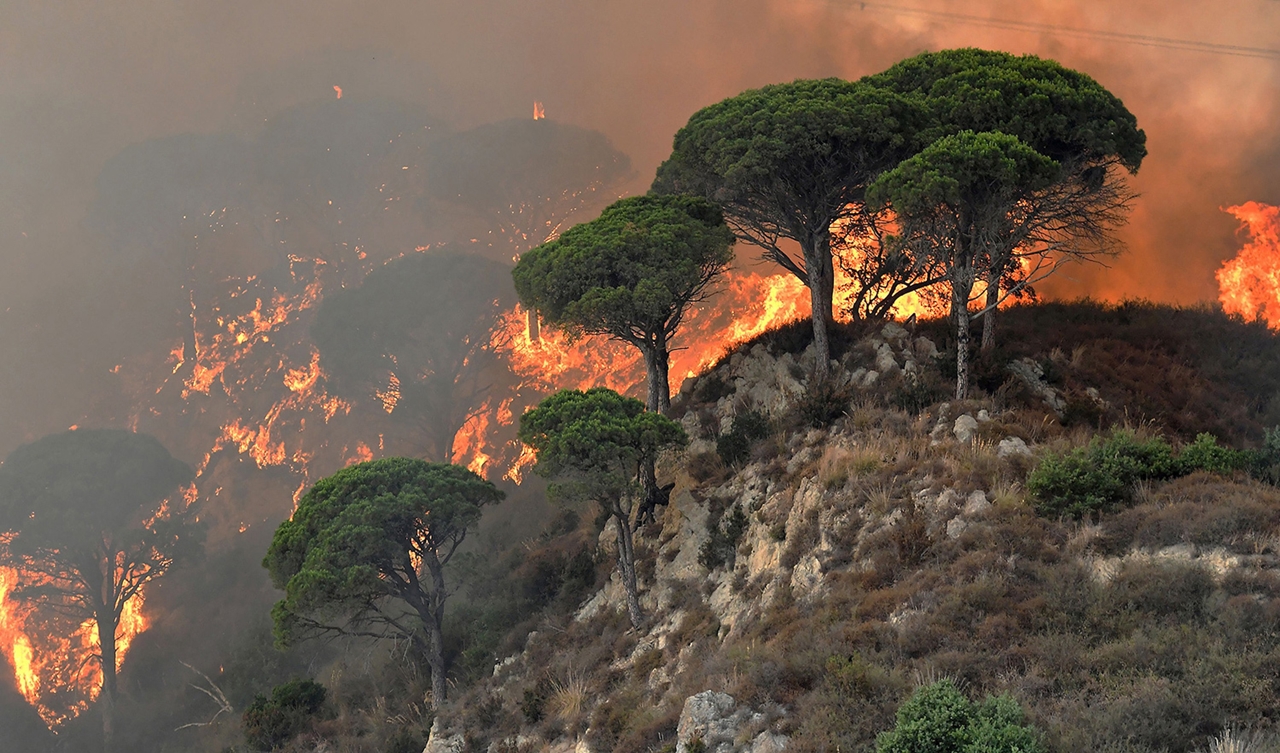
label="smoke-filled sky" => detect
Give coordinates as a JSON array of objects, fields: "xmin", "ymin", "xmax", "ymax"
[
  {"xmin": 3, "ymin": 0, "xmax": 1277, "ymax": 298},
  {"xmin": 1, "ymin": 0, "xmax": 1278, "ymax": 441}
]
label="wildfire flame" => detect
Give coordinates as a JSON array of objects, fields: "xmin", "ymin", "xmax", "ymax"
[
  {"xmin": 532, "ymin": 101, "xmax": 545, "ymax": 120},
  {"xmin": 0, "ymin": 559, "xmax": 150, "ymax": 727},
  {"xmin": 1218, "ymin": 202, "xmax": 1280, "ymax": 329},
  {"xmin": 334, "ymin": 85, "xmax": 343, "ymax": 100}
]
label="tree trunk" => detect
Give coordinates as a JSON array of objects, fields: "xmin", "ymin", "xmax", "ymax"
[
  {"xmin": 953, "ymin": 267, "xmax": 976, "ymax": 401},
  {"xmin": 425, "ymin": 559, "xmax": 448, "ymax": 708},
  {"xmin": 96, "ymin": 608, "xmax": 116, "ymax": 753},
  {"xmin": 612, "ymin": 511, "xmax": 642, "ymax": 628},
  {"xmin": 804, "ymin": 233, "xmax": 834, "ymax": 380},
  {"xmin": 641, "ymin": 340, "xmax": 671, "ymax": 415},
  {"xmin": 981, "ymin": 272, "xmax": 999, "ymax": 352}
]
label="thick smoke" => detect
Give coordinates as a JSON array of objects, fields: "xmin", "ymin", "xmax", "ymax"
[{"xmin": 0, "ymin": 1, "xmax": 1276, "ymax": 748}]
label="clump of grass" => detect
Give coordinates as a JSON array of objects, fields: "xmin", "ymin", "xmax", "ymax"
[
  {"xmin": 547, "ymin": 673, "xmax": 589, "ymax": 722},
  {"xmin": 819, "ymin": 445, "xmax": 883, "ymax": 490}
]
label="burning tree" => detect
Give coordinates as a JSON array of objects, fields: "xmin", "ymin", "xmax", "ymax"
[
  {"xmin": 518, "ymin": 388, "xmax": 686, "ymax": 627},
  {"xmin": 866, "ymin": 48, "xmax": 1147, "ymax": 352},
  {"xmin": 426, "ymin": 117, "xmax": 633, "ymax": 256},
  {"xmin": 311, "ymin": 250, "xmax": 517, "ymax": 463},
  {"xmin": 511, "ymin": 195, "xmax": 735, "ymax": 415},
  {"xmin": 0, "ymin": 429, "xmax": 196, "ymax": 749},
  {"xmin": 652, "ymin": 79, "xmax": 921, "ymax": 378},
  {"xmin": 263, "ymin": 458, "xmax": 503, "ymax": 708}
]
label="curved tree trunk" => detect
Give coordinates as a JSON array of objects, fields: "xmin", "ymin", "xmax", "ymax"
[
  {"xmin": 612, "ymin": 510, "xmax": 642, "ymax": 628},
  {"xmin": 803, "ymin": 233, "xmax": 834, "ymax": 380}
]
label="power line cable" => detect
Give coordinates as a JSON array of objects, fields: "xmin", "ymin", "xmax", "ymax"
[{"xmin": 826, "ymin": 1, "xmax": 1280, "ymax": 61}]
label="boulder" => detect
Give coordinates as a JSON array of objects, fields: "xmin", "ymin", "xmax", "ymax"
[
  {"xmin": 953, "ymin": 414, "xmax": 979, "ymax": 443},
  {"xmin": 997, "ymin": 437, "xmax": 1031, "ymax": 458},
  {"xmin": 963, "ymin": 490, "xmax": 990, "ymax": 516}
]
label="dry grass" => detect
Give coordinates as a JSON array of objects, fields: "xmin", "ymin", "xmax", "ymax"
[{"xmin": 546, "ymin": 672, "xmax": 589, "ymax": 722}]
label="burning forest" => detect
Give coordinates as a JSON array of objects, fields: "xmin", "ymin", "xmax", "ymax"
[{"xmin": 0, "ymin": 2, "xmax": 1277, "ymax": 752}]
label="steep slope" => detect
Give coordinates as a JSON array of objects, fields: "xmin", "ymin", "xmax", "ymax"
[{"xmin": 428, "ymin": 302, "xmax": 1280, "ymax": 753}]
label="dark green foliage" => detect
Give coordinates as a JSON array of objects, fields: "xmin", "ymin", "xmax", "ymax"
[
  {"xmin": 699, "ymin": 503, "xmax": 749, "ymax": 570},
  {"xmin": 875, "ymin": 680, "xmax": 1044, "ymax": 753},
  {"xmin": 865, "ymin": 48, "xmax": 1147, "ymax": 170},
  {"xmin": 1178, "ymin": 433, "xmax": 1251, "ymax": 476},
  {"xmin": 796, "ymin": 377, "xmax": 855, "ymax": 428},
  {"xmin": 1249, "ymin": 426, "xmax": 1280, "ymax": 485},
  {"xmin": 264, "ymin": 458, "xmax": 504, "ymax": 648},
  {"xmin": 1029, "ymin": 430, "xmax": 1264, "ymax": 518},
  {"xmin": 513, "ymin": 194, "xmax": 734, "ymax": 412},
  {"xmin": 512, "ymin": 195, "xmax": 734, "ymax": 341},
  {"xmin": 242, "ymin": 679, "xmax": 327, "ymax": 751},
  {"xmin": 716, "ymin": 410, "xmax": 772, "ymax": 466},
  {"xmin": 518, "ymin": 388, "xmax": 687, "ymax": 498},
  {"xmin": 1028, "ymin": 431, "xmax": 1179, "ymax": 518}
]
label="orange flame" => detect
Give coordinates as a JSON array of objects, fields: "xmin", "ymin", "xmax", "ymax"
[
  {"xmin": 533, "ymin": 101, "xmax": 545, "ymax": 120},
  {"xmin": 1218, "ymin": 202, "xmax": 1280, "ymax": 329},
  {"xmin": 0, "ymin": 558, "xmax": 152, "ymax": 727},
  {"xmin": 334, "ymin": 85, "xmax": 343, "ymax": 100}
]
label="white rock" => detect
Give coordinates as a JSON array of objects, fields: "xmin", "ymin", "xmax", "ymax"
[
  {"xmin": 881, "ymin": 322, "xmax": 909, "ymax": 343},
  {"xmin": 914, "ymin": 336, "xmax": 939, "ymax": 359},
  {"xmin": 977, "ymin": 409, "xmax": 991, "ymax": 422},
  {"xmin": 963, "ymin": 490, "xmax": 990, "ymax": 516},
  {"xmin": 676, "ymin": 691, "xmax": 743, "ymax": 753},
  {"xmin": 953, "ymin": 414, "xmax": 979, "ymax": 443},
  {"xmin": 751, "ymin": 731, "xmax": 790, "ymax": 753},
  {"xmin": 875, "ymin": 343, "xmax": 899, "ymax": 373},
  {"xmin": 423, "ymin": 720, "xmax": 465, "ymax": 753},
  {"xmin": 997, "ymin": 437, "xmax": 1031, "ymax": 458},
  {"xmin": 946, "ymin": 517, "xmax": 969, "ymax": 539},
  {"xmin": 861, "ymin": 369, "xmax": 880, "ymax": 387}
]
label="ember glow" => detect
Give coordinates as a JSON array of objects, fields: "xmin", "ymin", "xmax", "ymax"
[
  {"xmin": 1218, "ymin": 202, "xmax": 1280, "ymax": 329},
  {"xmin": 333, "ymin": 85, "xmax": 343, "ymax": 99}
]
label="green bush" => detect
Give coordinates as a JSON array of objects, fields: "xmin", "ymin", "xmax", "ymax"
[
  {"xmin": 1178, "ymin": 433, "xmax": 1250, "ymax": 475},
  {"xmin": 716, "ymin": 411, "xmax": 772, "ymax": 466},
  {"xmin": 242, "ymin": 679, "xmax": 327, "ymax": 751},
  {"xmin": 875, "ymin": 680, "xmax": 1044, "ymax": 753},
  {"xmin": 1249, "ymin": 426, "xmax": 1280, "ymax": 486},
  {"xmin": 1028, "ymin": 431, "xmax": 1179, "ymax": 518},
  {"xmin": 1030, "ymin": 430, "xmax": 1265, "ymax": 518}
]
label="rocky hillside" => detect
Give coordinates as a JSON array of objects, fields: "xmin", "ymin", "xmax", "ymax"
[{"xmin": 427, "ymin": 302, "xmax": 1280, "ymax": 753}]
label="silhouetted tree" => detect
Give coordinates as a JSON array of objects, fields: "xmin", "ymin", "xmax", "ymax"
[
  {"xmin": 312, "ymin": 250, "xmax": 515, "ymax": 461},
  {"xmin": 0, "ymin": 429, "xmax": 196, "ymax": 752}
]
